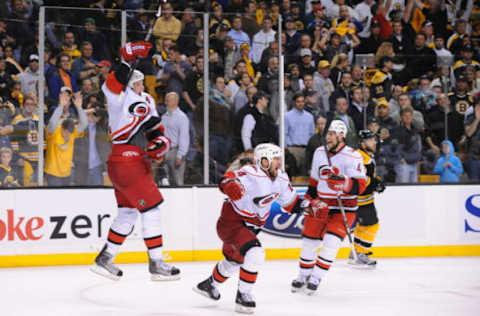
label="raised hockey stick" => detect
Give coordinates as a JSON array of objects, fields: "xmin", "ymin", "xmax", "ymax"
[
  {"xmin": 118, "ymin": 1, "xmax": 165, "ymax": 102},
  {"xmin": 323, "ymin": 141, "xmax": 358, "ymax": 262}
]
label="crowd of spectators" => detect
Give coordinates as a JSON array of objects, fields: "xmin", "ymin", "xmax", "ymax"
[{"xmin": 0, "ymin": 0, "xmax": 479, "ymax": 188}]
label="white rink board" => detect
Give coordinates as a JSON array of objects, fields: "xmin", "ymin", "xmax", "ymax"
[{"xmin": 0, "ymin": 185, "xmax": 479, "ymax": 256}]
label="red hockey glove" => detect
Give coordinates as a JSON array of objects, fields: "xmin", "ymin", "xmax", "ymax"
[
  {"xmin": 121, "ymin": 41, "xmax": 153, "ymax": 62},
  {"xmin": 146, "ymin": 135, "xmax": 170, "ymax": 161},
  {"xmin": 326, "ymin": 174, "xmax": 353, "ymax": 193},
  {"xmin": 303, "ymin": 198, "xmax": 329, "ymax": 221},
  {"xmin": 220, "ymin": 172, "xmax": 244, "ymax": 201}
]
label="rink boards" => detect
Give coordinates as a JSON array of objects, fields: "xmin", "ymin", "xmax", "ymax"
[{"xmin": 0, "ymin": 185, "xmax": 479, "ymax": 267}]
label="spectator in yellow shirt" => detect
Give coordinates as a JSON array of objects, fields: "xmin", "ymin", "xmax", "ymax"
[
  {"xmin": 44, "ymin": 90, "xmax": 87, "ymax": 186},
  {"xmin": 153, "ymin": 2, "xmax": 181, "ymax": 51}
]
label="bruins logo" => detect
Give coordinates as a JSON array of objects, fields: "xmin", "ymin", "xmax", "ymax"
[
  {"xmin": 455, "ymin": 100, "xmax": 470, "ymax": 115},
  {"xmin": 196, "ymin": 78, "xmax": 204, "ymax": 93},
  {"xmin": 27, "ymin": 130, "xmax": 39, "ymax": 145}
]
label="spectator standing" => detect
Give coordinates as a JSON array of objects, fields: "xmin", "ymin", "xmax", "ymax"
[
  {"xmin": 18, "ymin": 54, "xmax": 39, "ymax": 96},
  {"xmin": 251, "ymin": 16, "xmax": 275, "ymax": 64},
  {"xmin": 60, "ymin": 31, "xmax": 81, "ymax": 62},
  {"xmin": 47, "ymin": 53, "xmax": 78, "ymax": 103},
  {"xmin": 285, "ymin": 93, "xmax": 316, "ymax": 175},
  {"xmin": 161, "ymin": 92, "xmax": 189, "ymax": 186},
  {"xmin": 241, "ymin": 0, "xmax": 261, "ymax": 40},
  {"xmin": 71, "ymin": 41, "xmax": 98, "ymax": 84},
  {"xmin": 44, "ymin": 91, "xmax": 87, "ymax": 186},
  {"xmin": 391, "ymin": 106, "xmax": 422, "ymax": 183},
  {"xmin": 305, "ymin": 115, "xmax": 327, "ymax": 172},
  {"xmin": 465, "ymin": 100, "xmax": 480, "ymax": 181},
  {"xmin": 162, "ymin": 46, "xmax": 191, "ymax": 98},
  {"xmin": 228, "ymin": 16, "xmax": 250, "ymax": 49},
  {"xmin": 313, "ymin": 60, "xmax": 334, "ymax": 115},
  {"xmin": 77, "ymin": 18, "xmax": 109, "ymax": 61},
  {"xmin": 153, "ymin": 2, "xmax": 181, "ymax": 51},
  {"xmin": 177, "ymin": 8, "xmax": 198, "ymax": 57},
  {"xmin": 327, "ymin": 96, "xmax": 358, "ymax": 147},
  {"xmin": 433, "ymin": 140, "xmax": 464, "ymax": 183}
]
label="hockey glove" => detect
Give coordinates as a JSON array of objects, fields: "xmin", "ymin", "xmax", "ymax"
[
  {"xmin": 302, "ymin": 198, "xmax": 329, "ymax": 221},
  {"xmin": 146, "ymin": 135, "xmax": 170, "ymax": 161},
  {"xmin": 121, "ymin": 41, "xmax": 153, "ymax": 62},
  {"xmin": 219, "ymin": 172, "xmax": 244, "ymax": 201},
  {"xmin": 373, "ymin": 176, "xmax": 386, "ymax": 193},
  {"xmin": 326, "ymin": 174, "xmax": 352, "ymax": 193}
]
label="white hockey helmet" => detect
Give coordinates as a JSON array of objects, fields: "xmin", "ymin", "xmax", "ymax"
[
  {"xmin": 254, "ymin": 143, "xmax": 282, "ymax": 170},
  {"xmin": 328, "ymin": 120, "xmax": 348, "ymax": 138},
  {"xmin": 128, "ymin": 69, "xmax": 144, "ymax": 89}
]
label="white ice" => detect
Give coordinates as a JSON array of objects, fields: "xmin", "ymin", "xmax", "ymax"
[{"xmin": 2, "ymin": 257, "xmax": 480, "ymax": 316}]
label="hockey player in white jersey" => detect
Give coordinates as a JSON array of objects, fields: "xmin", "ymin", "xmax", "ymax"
[
  {"xmin": 193, "ymin": 143, "xmax": 326, "ymax": 314},
  {"xmin": 291, "ymin": 120, "xmax": 367, "ymax": 295},
  {"xmin": 91, "ymin": 42, "xmax": 180, "ymax": 281}
]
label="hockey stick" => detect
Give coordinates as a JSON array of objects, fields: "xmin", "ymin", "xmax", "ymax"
[
  {"xmin": 118, "ymin": 1, "xmax": 165, "ymax": 102},
  {"xmin": 323, "ymin": 141, "xmax": 358, "ymax": 262}
]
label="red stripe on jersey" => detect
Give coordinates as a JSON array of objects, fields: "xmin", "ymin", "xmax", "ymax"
[
  {"xmin": 105, "ymin": 71, "xmax": 124, "ymax": 94},
  {"xmin": 239, "ymin": 267, "xmax": 258, "ymax": 283},
  {"xmin": 111, "ymin": 116, "xmax": 138, "ymax": 139},
  {"xmin": 107, "ymin": 229, "xmax": 127, "ymax": 245},
  {"xmin": 144, "ymin": 235, "xmax": 163, "ymax": 249},
  {"xmin": 212, "ymin": 264, "xmax": 228, "ymax": 283},
  {"xmin": 283, "ymin": 195, "xmax": 299, "ymax": 213},
  {"xmin": 321, "ymin": 197, "xmax": 358, "ymax": 208}
]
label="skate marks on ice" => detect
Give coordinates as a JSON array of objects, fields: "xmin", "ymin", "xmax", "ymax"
[{"xmin": 0, "ymin": 258, "xmax": 479, "ymax": 316}]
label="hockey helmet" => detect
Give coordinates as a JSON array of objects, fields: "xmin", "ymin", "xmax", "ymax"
[
  {"xmin": 254, "ymin": 143, "xmax": 281, "ymax": 170},
  {"xmin": 128, "ymin": 69, "xmax": 144, "ymax": 89},
  {"xmin": 328, "ymin": 120, "xmax": 347, "ymax": 138},
  {"xmin": 358, "ymin": 129, "xmax": 376, "ymax": 141}
]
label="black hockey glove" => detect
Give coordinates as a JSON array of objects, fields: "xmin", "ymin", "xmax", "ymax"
[{"xmin": 373, "ymin": 176, "xmax": 386, "ymax": 193}]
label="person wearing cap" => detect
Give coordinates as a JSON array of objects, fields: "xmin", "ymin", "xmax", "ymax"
[
  {"xmin": 96, "ymin": 60, "xmax": 112, "ymax": 86},
  {"xmin": 17, "ymin": 54, "xmax": 39, "ymax": 95},
  {"xmin": 298, "ymin": 48, "xmax": 316, "ymax": 77},
  {"xmin": 241, "ymin": 91, "xmax": 277, "ymax": 151},
  {"xmin": 370, "ymin": 55, "xmax": 394, "ymax": 100},
  {"xmin": 77, "ymin": 17, "xmax": 109, "ymax": 61},
  {"xmin": 209, "ymin": 2, "xmax": 232, "ymax": 34},
  {"xmin": 375, "ymin": 98, "xmax": 397, "ymax": 136},
  {"xmin": 448, "ymin": 75, "xmax": 474, "ymax": 116},
  {"xmin": 453, "ymin": 45, "xmax": 480, "ymax": 79},
  {"xmin": 285, "ymin": 16, "xmax": 302, "ymax": 54},
  {"xmin": 306, "ymin": 3, "xmax": 328, "ymax": 33},
  {"xmin": 313, "ymin": 60, "xmax": 335, "ymax": 114},
  {"xmin": 251, "ymin": 16, "xmax": 276, "ymax": 64},
  {"xmin": 44, "ymin": 88, "xmax": 88, "ymax": 186},
  {"xmin": 152, "ymin": 2, "xmax": 181, "ymax": 51}
]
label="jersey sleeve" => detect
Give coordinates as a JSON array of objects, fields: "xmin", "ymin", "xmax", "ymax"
[{"xmin": 306, "ymin": 148, "xmax": 323, "ymax": 199}]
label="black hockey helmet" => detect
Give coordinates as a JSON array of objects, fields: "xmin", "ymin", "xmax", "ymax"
[{"xmin": 359, "ymin": 129, "xmax": 376, "ymax": 141}]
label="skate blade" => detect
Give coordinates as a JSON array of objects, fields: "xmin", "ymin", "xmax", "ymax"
[
  {"xmin": 192, "ymin": 286, "xmax": 220, "ymax": 301},
  {"xmin": 151, "ymin": 273, "xmax": 181, "ymax": 281},
  {"xmin": 90, "ymin": 265, "xmax": 121, "ymax": 281},
  {"xmin": 291, "ymin": 285, "xmax": 305, "ymax": 293},
  {"xmin": 304, "ymin": 288, "xmax": 317, "ymax": 296},
  {"xmin": 235, "ymin": 304, "xmax": 255, "ymax": 314}
]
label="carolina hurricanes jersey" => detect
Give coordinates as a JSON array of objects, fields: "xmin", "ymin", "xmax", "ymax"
[
  {"xmin": 102, "ymin": 83, "xmax": 158, "ymax": 144},
  {"xmin": 310, "ymin": 144, "xmax": 366, "ymax": 212},
  {"xmin": 228, "ymin": 164, "xmax": 298, "ymax": 227}
]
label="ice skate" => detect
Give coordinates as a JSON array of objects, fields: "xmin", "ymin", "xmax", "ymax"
[
  {"xmin": 193, "ymin": 276, "xmax": 220, "ymax": 301},
  {"xmin": 90, "ymin": 245, "xmax": 123, "ymax": 281},
  {"xmin": 235, "ymin": 290, "xmax": 256, "ymax": 314},
  {"xmin": 149, "ymin": 257, "xmax": 181, "ymax": 281},
  {"xmin": 348, "ymin": 251, "xmax": 377, "ymax": 269},
  {"xmin": 291, "ymin": 275, "xmax": 309, "ymax": 293},
  {"xmin": 305, "ymin": 276, "xmax": 321, "ymax": 296}
]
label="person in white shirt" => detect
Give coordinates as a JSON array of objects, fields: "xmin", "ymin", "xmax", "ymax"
[
  {"xmin": 433, "ymin": 35, "xmax": 453, "ymax": 58},
  {"xmin": 355, "ymin": 0, "xmax": 374, "ymax": 39},
  {"xmin": 160, "ymin": 92, "xmax": 190, "ymax": 185},
  {"xmin": 251, "ymin": 16, "xmax": 276, "ymax": 64}
]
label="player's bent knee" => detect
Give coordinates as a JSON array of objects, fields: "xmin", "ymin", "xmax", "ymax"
[{"xmin": 243, "ymin": 246, "xmax": 265, "ymax": 268}]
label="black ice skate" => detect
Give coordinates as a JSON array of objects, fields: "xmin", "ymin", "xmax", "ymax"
[
  {"xmin": 291, "ymin": 275, "xmax": 309, "ymax": 293},
  {"xmin": 235, "ymin": 290, "xmax": 256, "ymax": 314},
  {"xmin": 90, "ymin": 245, "xmax": 123, "ymax": 281},
  {"xmin": 192, "ymin": 276, "xmax": 220, "ymax": 301},
  {"xmin": 305, "ymin": 276, "xmax": 321, "ymax": 296},
  {"xmin": 348, "ymin": 251, "xmax": 377, "ymax": 269},
  {"xmin": 149, "ymin": 257, "xmax": 181, "ymax": 281}
]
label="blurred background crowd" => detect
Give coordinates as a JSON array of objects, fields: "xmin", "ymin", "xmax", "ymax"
[{"xmin": 0, "ymin": 0, "xmax": 479, "ymax": 187}]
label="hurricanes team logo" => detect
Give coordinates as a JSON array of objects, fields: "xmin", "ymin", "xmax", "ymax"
[
  {"xmin": 253, "ymin": 193, "xmax": 280, "ymax": 207},
  {"xmin": 465, "ymin": 194, "xmax": 480, "ymax": 233},
  {"xmin": 128, "ymin": 101, "xmax": 150, "ymax": 117}
]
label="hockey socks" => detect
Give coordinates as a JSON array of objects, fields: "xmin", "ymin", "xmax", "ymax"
[
  {"xmin": 298, "ymin": 238, "xmax": 322, "ymax": 277},
  {"xmin": 354, "ymin": 222, "xmax": 379, "ymax": 254},
  {"xmin": 311, "ymin": 233, "xmax": 342, "ymax": 281},
  {"xmin": 105, "ymin": 207, "xmax": 138, "ymax": 256}
]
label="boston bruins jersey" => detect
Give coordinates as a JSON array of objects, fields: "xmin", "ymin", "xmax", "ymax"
[
  {"xmin": 357, "ymin": 149, "xmax": 376, "ymax": 206},
  {"xmin": 10, "ymin": 114, "xmax": 40, "ymax": 163},
  {"xmin": 448, "ymin": 92, "xmax": 473, "ymax": 115},
  {"xmin": 369, "ymin": 69, "xmax": 393, "ymax": 100},
  {"xmin": 0, "ymin": 164, "xmax": 20, "ymax": 187},
  {"xmin": 453, "ymin": 60, "xmax": 480, "ymax": 78}
]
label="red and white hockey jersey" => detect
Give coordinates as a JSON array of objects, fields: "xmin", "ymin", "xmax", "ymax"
[
  {"xmin": 102, "ymin": 79, "xmax": 158, "ymax": 144},
  {"xmin": 309, "ymin": 144, "xmax": 366, "ymax": 211},
  {"xmin": 228, "ymin": 165, "xmax": 298, "ymax": 227}
]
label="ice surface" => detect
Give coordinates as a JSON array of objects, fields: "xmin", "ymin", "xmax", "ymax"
[{"xmin": 1, "ymin": 257, "xmax": 480, "ymax": 316}]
